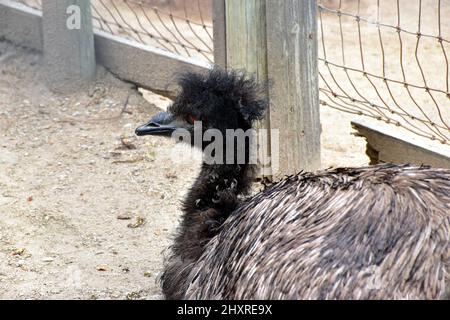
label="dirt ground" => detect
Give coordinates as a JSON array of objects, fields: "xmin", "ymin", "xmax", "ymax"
[
  {"xmin": 0, "ymin": 41, "xmax": 368, "ymax": 299},
  {"xmin": 3, "ymin": 0, "xmax": 447, "ymax": 301}
]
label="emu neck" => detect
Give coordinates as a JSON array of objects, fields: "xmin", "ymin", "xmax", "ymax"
[
  {"xmin": 162, "ymin": 158, "xmax": 254, "ymax": 299},
  {"xmin": 185, "ymin": 162, "xmax": 253, "ymax": 212},
  {"xmin": 173, "ymin": 159, "xmax": 254, "ymax": 262}
]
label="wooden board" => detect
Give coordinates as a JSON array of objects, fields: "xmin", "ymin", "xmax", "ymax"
[
  {"xmin": 225, "ymin": 0, "xmax": 272, "ymax": 176},
  {"xmin": 352, "ymin": 118, "xmax": 450, "ymax": 169},
  {"xmin": 94, "ymin": 30, "xmax": 211, "ymax": 98},
  {"xmin": 266, "ymin": 0, "xmax": 321, "ymax": 175},
  {"xmin": 0, "ymin": 0, "xmax": 211, "ymax": 97},
  {"xmin": 212, "ymin": 0, "xmax": 227, "ymax": 68}
]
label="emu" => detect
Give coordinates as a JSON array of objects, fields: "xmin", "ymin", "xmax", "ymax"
[{"xmin": 136, "ymin": 68, "xmax": 450, "ymax": 300}]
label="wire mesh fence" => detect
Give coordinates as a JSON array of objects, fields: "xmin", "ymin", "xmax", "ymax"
[
  {"xmin": 14, "ymin": 0, "xmax": 450, "ymax": 145},
  {"xmin": 17, "ymin": 0, "xmax": 214, "ymax": 63},
  {"xmin": 318, "ymin": 0, "xmax": 450, "ymax": 145},
  {"xmin": 91, "ymin": 0, "xmax": 213, "ymax": 62}
]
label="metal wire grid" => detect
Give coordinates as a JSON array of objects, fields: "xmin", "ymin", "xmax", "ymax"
[
  {"xmin": 318, "ymin": 0, "xmax": 450, "ymax": 144},
  {"xmin": 91, "ymin": 0, "xmax": 214, "ymax": 63},
  {"xmin": 16, "ymin": 0, "xmax": 214, "ymax": 63}
]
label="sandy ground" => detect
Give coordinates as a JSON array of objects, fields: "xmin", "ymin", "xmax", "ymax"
[
  {"xmin": 0, "ymin": 41, "xmax": 368, "ymax": 299},
  {"xmin": 0, "ymin": 41, "xmax": 201, "ymax": 299},
  {"xmin": 2, "ymin": 0, "xmax": 447, "ymax": 301}
]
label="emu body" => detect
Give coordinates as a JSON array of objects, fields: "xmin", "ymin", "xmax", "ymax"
[
  {"xmin": 136, "ymin": 69, "xmax": 450, "ymax": 300},
  {"xmin": 185, "ymin": 164, "xmax": 450, "ymax": 299}
]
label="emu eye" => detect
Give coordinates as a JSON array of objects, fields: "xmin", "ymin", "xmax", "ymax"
[{"xmin": 186, "ymin": 114, "xmax": 198, "ymax": 125}]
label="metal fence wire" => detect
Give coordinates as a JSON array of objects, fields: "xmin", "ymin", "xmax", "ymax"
[
  {"xmin": 90, "ymin": 0, "xmax": 214, "ymax": 63},
  {"xmin": 18, "ymin": 0, "xmax": 214, "ymax": 62},
  {"xmin": 318, "ymin": 0, "xmax": 450, "ymax": 145},
  {"xmin": 16, "ymin": 0, "xmax": 450, "ymax": 145}
]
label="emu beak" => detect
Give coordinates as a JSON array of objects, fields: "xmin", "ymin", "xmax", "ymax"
[{"xmin": 135, "ymin": 111, "xmax": 178, "ymax": 137}]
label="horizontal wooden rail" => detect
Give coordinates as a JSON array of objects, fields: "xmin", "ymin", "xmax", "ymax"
[
  {"xmin": 0, "ymin": 0, "xmax": 211, "ymax": 97},
  {"xmin": 352, "ymin": 119, "xmax": 450, "ymax": 168}
]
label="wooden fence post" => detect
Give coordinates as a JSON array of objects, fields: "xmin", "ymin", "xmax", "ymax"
[
  {"xmin": 266, "ymin": 0, "xmax": 321, "ymax": 175},
  {"xmin": 225, "ymin": 0, "xmax": 321, "ymax": 177},
  {"xmin": 213, "ymin": 0, "xmax": 227, "ymax": 68},
  {"xmin": 42, "ymin": 0, "xmax": 95, "ymax": 92},
  {"xmin": 224, "ymin": 0, "xmax": 272, "ymax": 177}
]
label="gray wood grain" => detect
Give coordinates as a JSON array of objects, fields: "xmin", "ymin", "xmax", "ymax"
[
  {"xmin": 213, "ymin": 0, "xmax": 227, "ymax": 68},
  {"xmin": 94, "ymin": 30, "xmax": 211, "ymax": 99},
  {"xmin": 266, "ymin": 0, "xmax": 321, "ymax": 176},
  {"xmin": 352, "ymin": 119, "xmax": 450, "ymax": 168},
  {"xmin": 225, "ymin": 0, "xmax": 272, "ymax": 177}
]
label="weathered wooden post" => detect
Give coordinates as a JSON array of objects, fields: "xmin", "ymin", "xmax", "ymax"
[
  {"xmin": 42, "ymin": 0, "xmax": 95, "ymax": 92},
  {"xmin": 212, "ymin": 0, "xmax": 227, "ymax": 68},
  {"xmin": 266, "ymin": 0, "xmax": 321, "ymax": 175},
  {"xmin": 224, "ymin": 0, "xmax": 321, "ymax": 178},
  {"xmin": 224, "ymin": 0, "xmax": 272, "ymax": 177}
]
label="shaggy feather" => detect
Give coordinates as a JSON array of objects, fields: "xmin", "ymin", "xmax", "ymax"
[
  {"xmin": 160, "ymin": 68, "xmax": 265, "ymax": 299},
  {"xmin": 151, "ymin": 68, "xmax": 450, "ymax": 300},
  {"xmin": 185, "ymin": 164, "xmax": 450, "ymax": 299}
]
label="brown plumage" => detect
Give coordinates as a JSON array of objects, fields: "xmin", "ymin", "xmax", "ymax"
[
  {"xmin": 136, "ymin": 69, "xmax": 450, "ymax": 300},
  {"xmin": 185, "ymin": 164, "xmax": 450, "ymax": 299}
]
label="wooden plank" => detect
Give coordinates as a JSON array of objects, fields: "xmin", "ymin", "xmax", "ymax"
[
  {"xmin": 0, "ymin": 0, "xmax": 211, "ymax": 97},
  {"xmin": 212, "ymin": 0, "xmax": 227, "ymax": 68},
  {"xmin": 0, "ymin": 0, "xmax": 43, "ymax": 51},
  {"xmin": 352, "ymin": 119, "xmax": 450, "ymax": 168},
  {"xmin": 266, "ymin": 0, "xmax": 321, "ymax": 175},
  {"xmin": 225, "ymin": 0, "xmax": 268, "ymax": 81},
  {"xmin": 225, "ymin": 0, "xmax": 272, "ymax": 176},
  {"xmin": 94, "ymin": 30, "xmax": 211, "ymax": 98},
  {"xmin": 41, "ymin": 0, "xmax": 96, "ymax": 92}
]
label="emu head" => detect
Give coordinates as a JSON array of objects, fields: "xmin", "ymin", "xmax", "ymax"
[{"xmin": 135, "ymin": 68, "xmax": 268, "ymax": 151}]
